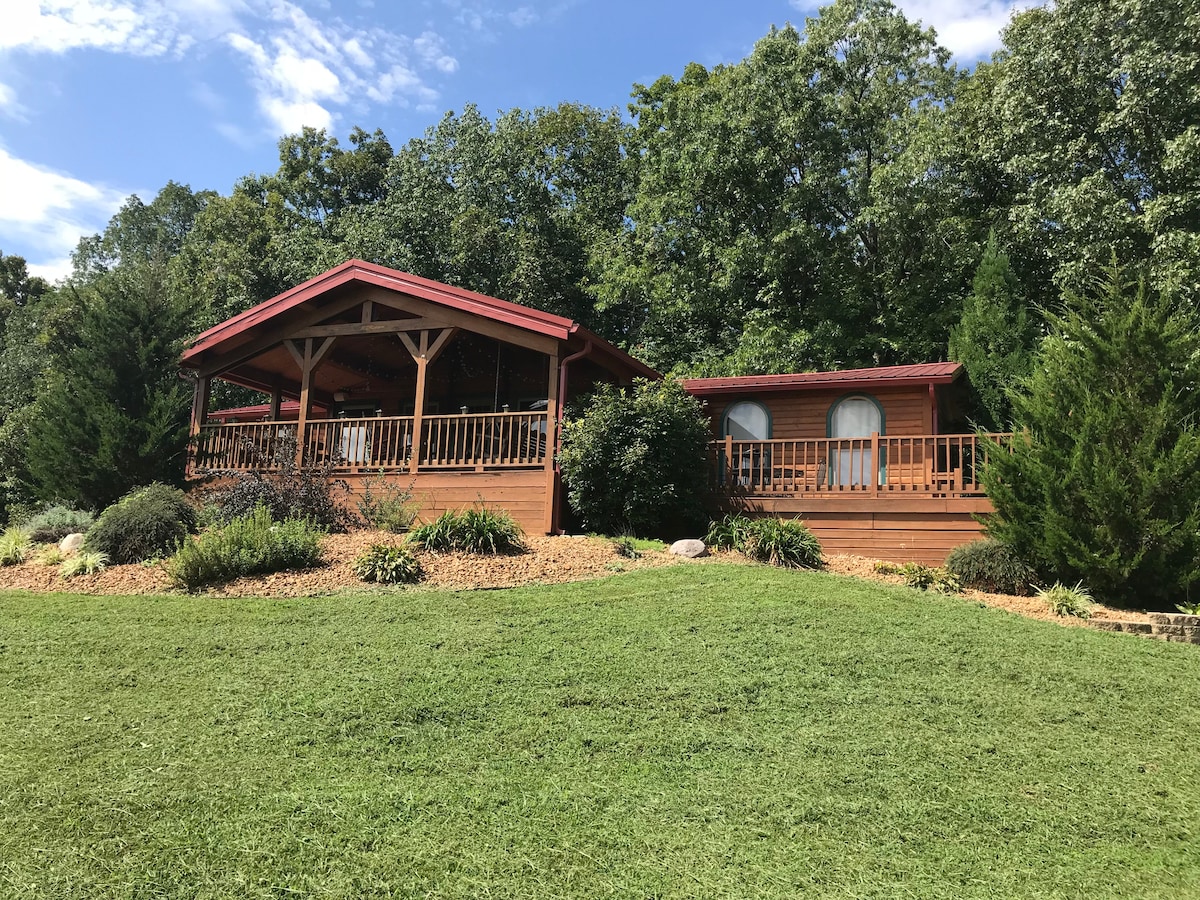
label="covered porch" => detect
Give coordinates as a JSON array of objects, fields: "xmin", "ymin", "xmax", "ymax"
[{"xmin": 181, "ymin": 260, "xmax": 657, "ymax": 533}]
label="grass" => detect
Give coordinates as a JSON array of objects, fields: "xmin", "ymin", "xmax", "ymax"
[{"xmin": 1, "ymin": 565, "xmax": 1199, "ymax": 898}]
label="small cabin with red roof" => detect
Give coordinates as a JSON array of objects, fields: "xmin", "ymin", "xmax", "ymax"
[
  {"xmin": 180, "ymin": 259, "xmax": 655, "ymax": 534},
  {"xmin": 182, "ymin": 260, "xmax": 1008, "ymax": 562},
  {"xmin": 684, "ymin": 365, "xmax": 1007, "ymax": 561}
]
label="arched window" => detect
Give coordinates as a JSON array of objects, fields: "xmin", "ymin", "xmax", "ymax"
[
  {"xmin": 827, "ymin": 394, "xmax": 884, "ymax": 439},
  {"xmin": 721, "ymin": 401, "xmax": 771, "ymax": 440},
  {"xmin": 827, "ymin": 394, "xmax": 885, "ymax": 486}
]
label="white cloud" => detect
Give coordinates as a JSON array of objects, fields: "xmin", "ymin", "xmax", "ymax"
[
  {"xmin": 3, "ymin": 0, "xmax": 460, "ymax": 139},
  {"xmin": 789, "ymin": 0, "xmax": 1030, "ymax": 59},
  {"xmin": 0, "ymin": 145, "xmax": 127, "ymax": 280},
  {"xmin": 0, "ymin": 82, "xmax": 16, "ymax": 109}
]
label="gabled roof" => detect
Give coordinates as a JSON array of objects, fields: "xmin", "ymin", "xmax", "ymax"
[
  {"xmin": 681, "ymin": 362, "xmax": 963, "ymax": 396},
  {"xmin": 180, "ymin": 258, "xmax": 657, "ymax": 379}
]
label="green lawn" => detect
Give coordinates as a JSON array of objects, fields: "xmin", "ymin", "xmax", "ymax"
[{"xmin": 1, "ymin": 565, "xmax": 1198, "ymax": 898}]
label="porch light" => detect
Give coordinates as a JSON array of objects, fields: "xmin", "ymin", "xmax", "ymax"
[{"xmin": 460, "ymin": 405, "xmax": 469, "ymax": 414}]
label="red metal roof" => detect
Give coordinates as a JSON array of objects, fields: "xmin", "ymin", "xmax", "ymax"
[
  {"xmin": 181, "ymin": 259, "xmax": 658, "ymax": 381},
  {"xmin": 681, "ymin": 362, "xmax": 963, "ymax": 396},
  {"xmin": 184, "ymin": 259, "xmax": 580, "ymax": 363}
]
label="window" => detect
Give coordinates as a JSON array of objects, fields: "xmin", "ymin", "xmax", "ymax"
[
  {"xmin": 721, "ymin": 401, "xmax": 771, "ymax": 440},
  {"xmin": 827, "ymin": 394, "xmax": 885, "ymax": 486}
]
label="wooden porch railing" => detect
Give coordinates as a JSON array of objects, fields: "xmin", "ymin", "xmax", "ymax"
[
  {"xmin": 193, "ymin": 421, "xmax": 298, "ymax": 471},
  {"xmin": 193, "ymin": 411, "xmax": 550, "ymax": 474},
  {"xmin": 710, "ymin": 433, "xmax": 1013, "ymax": 497},
  {"xmin": 419, "ymin": 412, "xmax": 548, "ymax": 468}
]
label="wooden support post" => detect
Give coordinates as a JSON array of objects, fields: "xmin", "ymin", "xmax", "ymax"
[
  {"xmin": 724, "ymin": 434, "xmax": 734, "ymax": 486},
  {"xmin": 870, "ymin": 432, "xmax": 880, "ymax": 493},
  {"xmin": 269, "ymin": 386, "xmax": 281, "ymax": 421},
  {"xmin": 187, "ymin": 376, "xmax": 210, "ymax": 478},
  {"xmin": 189, "ymin": 376, "xmax": 210, "ymax": 439},
  {"xmin": 296, "ymin": 343, "xmax": 313, "ymax": 466},
  {"xmin": 408, "ymin": 328, "xmax": 432, "ymax": 472},
  {"xmin": 543, "ymin": 352, "xmax": 559, "ymax": 535}
]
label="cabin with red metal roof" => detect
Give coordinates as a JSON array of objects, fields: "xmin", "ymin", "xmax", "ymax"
[
  {"xmin": 180, "ymin": 259, "xmax": 656, "ymax": 534},
  {"xmin": 182, "ymin": 260, "xmax": 1008, "ymax": 560},
  {"xmin": 684, "ymin": 365, "xmax": 1009, "ymax": 562}
]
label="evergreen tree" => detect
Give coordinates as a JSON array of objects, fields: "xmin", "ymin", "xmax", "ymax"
[
  {"xmin": 27, "ymin": 269, "xmax": 194, "ymax": 510},
  {"xmin": 982, "ymin": 263, "xmax": 1200, "ymax": 610},
  {"xmin": 949, "ymin": 231, "xmax": 1037, "ymax": 429}
]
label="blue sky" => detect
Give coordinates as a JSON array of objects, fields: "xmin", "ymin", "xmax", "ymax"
[{"xmin": 0, "ymin": 0, "xmax": 1025, "ymax": 282}]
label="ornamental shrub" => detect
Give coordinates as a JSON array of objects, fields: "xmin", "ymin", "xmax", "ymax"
[
  {"xmin": 558, "ymin": 378, "xmax": 711, "ymax": 537},
  {"xmin": 900, "ymin": 562, "xmax": 962, "ymax": 594},
  {"xmin": 944, "ymin": 539, "xmax": 1037, "ymax": 596},
  {"xmin": 1037, "ymin": 581, "xmax": 1094, "ymax": 619},
  {"xmin": 85, "ymin": 483, "xmax": 197, "ymax": 564},
  {"xmin": 704, "ymin": 514, "xmax": 823, "ymax": 569},
  {"xmin": 0, "ymin": 526, "xmax": 31, "ymax": 566},
  {"xmin": 982, "ymin": 264, "xmax": 1200, "ymax": 610},
  {"xmin": 202, "ymin": 431, "xmax": 356, "ymax": 532},
  {"xmin": 743, "ymin": 518, "xmax": 824, "ymax": 569},
  {"xmin": 167, "ymin": 505, "xmax": 324, "ymax": 591},
  {"xmin": 356, "ymin": 472, "xmax": 419, "ymax": 533},
  {"xmin": 407, "ymin": 506, "xmax": 525, "ymax": 555},
  {"xmin": 352, "ymin": 544, "xmax": 423, "ymax": 584},
  {"xmin": 23, "ymin": 504, "xmax": 95, "ymax": 544}
]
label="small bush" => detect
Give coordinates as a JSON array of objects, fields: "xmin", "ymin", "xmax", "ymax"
[
  {"xmin": 0, "ymin": 526, "xmax": 32, "ymax": 566},
  {"xmin": 86, "ymin": 484, "xmax": 197, "ymax": 564},
  {"xmin": 408, "ymin": 506, "xmax": 525, "ymax": 555},
  {"xmin": 1177, "ymin": 600, "xmax": 1200, "ymax": 615},
  {"xmin": 35, "ymin": 546, "xmax": 66, "ymax": 567},
  {"xmin": 357, "ymin": 473, "xmax": 419, "ymax": 533},
  {"xmin": 167, "ymin": 505, "xmax": 324, "ymax": 592},
  {"xmin": 60, "ymin": 551, "xmax": 108, "ymax": 579},
  {"xmin": 559, "ymin": 378, "xmax": 712, "ymax": 537},
  {"xmin": 705, "ymin": 514, "xmax": 753, "ymax": 552},
  {"xmin": 743, "ymin": 519, "xmax": 824, "ymax": 569},
  {"xmin": 1038, "ymin": 581, "xmax": 1094, "ymax": 618},
  {"xmin": 202, "ymin": 432, "xmax": 355, "ymax": 532},
  {"xmin": 945, "ymin": 539, "xmax": 1037, "ymax": 595},
  {"xmin": 23, "ymin": 505, "xmax": 95, "ymax": 544},
  {"xmin": 873, "ymin": 561, "xmax": 903, "ymax": 575},
  {"xmin": 352, "ymin": 544, "xmax": 423, "ymax": 584},
  {"xmin": 900, "ymin": 563, "xmax": 962, "ymax": 594},
  {"xmin": 612, "ymin": 536, "xmax": 642, "ymax": 559},
  {"xmin": 705, "ymin": 516, "xmax": 823, "ymax": 569}
]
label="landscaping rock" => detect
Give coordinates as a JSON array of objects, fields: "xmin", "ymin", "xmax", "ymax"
[
  {"xmin": 669, "ymin": 539, "xmax": 708, "ymax": 559},
  {"xmin": 59, "ymin": 533, "xmax": 86, "ymax": 555}
]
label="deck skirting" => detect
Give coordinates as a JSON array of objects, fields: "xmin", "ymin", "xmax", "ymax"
[{"xmin": 734, "ymin": 495, "xmax": 991, "ymax": 564}]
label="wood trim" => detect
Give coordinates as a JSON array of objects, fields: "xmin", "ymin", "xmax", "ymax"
[
  {"xmin": 197, "ymin": 292, "xmax": 366, "ymax": 378},
  {"xmin": 544, "ymin": 352, "xmax": 559, "ymax": 534},
  {"xmin": 291, "ymin": 318, "xmax": 453, "ymax": 339},
  {"xmin": 363, "ymin": 287, "xmax": 560, "ymax": 355}
]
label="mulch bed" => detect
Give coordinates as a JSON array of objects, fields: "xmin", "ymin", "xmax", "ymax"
[{"xmin": 0, "ymin": 533, "xmax": 1152, "ymax": 631}]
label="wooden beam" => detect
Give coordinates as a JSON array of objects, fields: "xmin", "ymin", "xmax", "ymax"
[
  {"xmin": 362, "ymin": 287, "xmax": 560, "ymax": 356},
  {"xmin": 197, "ymin": 291, "xmax": 368, "ymax": 378},
  {"xmin": 425, "ymin": 327, "xmax": 458, "ymax": 366},
  {"xmin": 361, "ymin": 299, "xmax": 373, "ymax": 323},
  {"xmin": 290, "ymin": 318, "xmax": 453, "ymax": 339},
  {"xmin": 296, "ymin": 361, "xmax": 313, "ymax": 465},
  {"xmin": 309, "ymin": 336, "xmax": 337, "ymax": 369},
  {"xmin": 269, "ymin": 387, "xmax": 281, "ymax": 420},
  {"xmin": 283, "ymin": 339, "xmax": 305, "ymax": 371}
]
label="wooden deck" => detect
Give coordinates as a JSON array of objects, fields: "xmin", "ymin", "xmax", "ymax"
[
  {"xmin": 191, "ymin": 411, "xmax": 555, "ymax": 533},
  {"xmin": 712, "ymin": 433, "xmax": 1011, "ymax": 563},
  {"xmin": 193, "ymin": 411, "xmax": 550, "ymax": 474}
]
